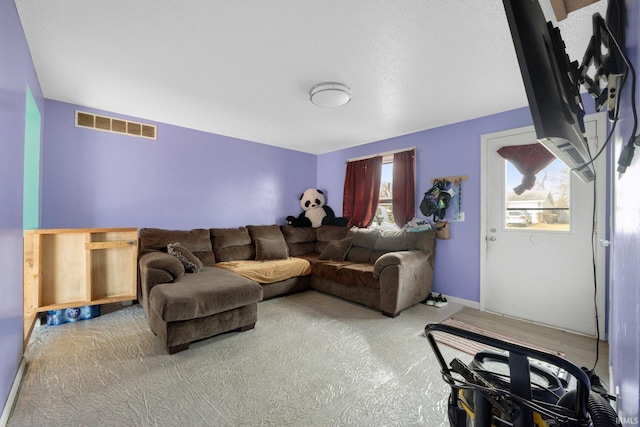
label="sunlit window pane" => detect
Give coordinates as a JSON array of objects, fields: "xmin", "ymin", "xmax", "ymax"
[
  {"xmin": 505, "ymin": 158, "xmax": 570, "ymax": 231},
  {"xmin": 379, "ymin": 162, "xmax": 393, "ymax": 200},
  {"xmin": 374, "ymin": 162, "xmax": 399, "ymax": 229}
]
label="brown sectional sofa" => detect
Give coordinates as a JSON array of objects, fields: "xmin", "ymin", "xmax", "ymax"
[{"xmin": 138, "ymin": 224, "xmax": 436, "ymax": 353}]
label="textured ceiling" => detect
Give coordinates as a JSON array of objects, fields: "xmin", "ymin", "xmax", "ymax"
[{"xmin": 14, "ymin": 0, "xmax": 606, "ymax": 154}]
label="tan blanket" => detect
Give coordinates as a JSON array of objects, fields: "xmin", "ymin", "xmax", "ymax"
[{"xmin": 213, "ymin": 257, "xmax": 311, "ymax": 284}]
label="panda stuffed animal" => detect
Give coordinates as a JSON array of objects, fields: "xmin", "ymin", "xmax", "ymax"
[{"xmin": 286, "ymin": 188, "xmax": 348, "ymax": 228}]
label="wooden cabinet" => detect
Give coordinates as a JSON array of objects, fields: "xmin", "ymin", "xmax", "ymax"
[{"xmin": 23, "ymin": 228, "xmax": 138, "ymax": 348}]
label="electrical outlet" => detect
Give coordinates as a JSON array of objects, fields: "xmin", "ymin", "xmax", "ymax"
[{"xmin": 455, "ymin": 212, "xmax": 465, "ymax": 222}]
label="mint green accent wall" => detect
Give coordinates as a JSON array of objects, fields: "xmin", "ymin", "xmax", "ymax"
[{"xmin": 23, "ymin": 85, "xmax": 41, "ymax": 230}]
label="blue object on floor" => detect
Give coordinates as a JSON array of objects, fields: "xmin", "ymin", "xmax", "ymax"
[{"xmin": 46, "ymin": 305, "xmax": 100, "ymax": 326}]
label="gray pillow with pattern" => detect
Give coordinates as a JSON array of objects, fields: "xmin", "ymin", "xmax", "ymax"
[{"xmin": 167, "ymin": 242, "xmax": 203, "ymax": 273}]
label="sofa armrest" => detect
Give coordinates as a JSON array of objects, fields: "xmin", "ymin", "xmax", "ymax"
[
  {"xmin": 373, "ymin": 251, "xmax": 425, "ymax": 278},
  {"xmin": 374, "ymin": 251, "xmax": 433, "ymax": 317},
  {"xmin": 138, "ymin": 252, "xmax": 185, "ymax": 317},
  {"xmin": 140, "ymin": 251, "xmax": 185, "ymax": 278}
]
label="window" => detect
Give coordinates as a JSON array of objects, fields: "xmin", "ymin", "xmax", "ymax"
[
  {"xmin": 343, "ymin": 148, "xmax": 414, "ymax": 229},
  {"xmin": 505, "ymin": 158, "xmax": 570, "ymax": 231},
  {"xmin": 373, "ymin": 156, "xmax": 399, "ymax": 229}
]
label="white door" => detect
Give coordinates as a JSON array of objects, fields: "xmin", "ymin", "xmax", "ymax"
[{"xmin": 481, "ymin": 113, "xmax": 607, "ymax": 336}]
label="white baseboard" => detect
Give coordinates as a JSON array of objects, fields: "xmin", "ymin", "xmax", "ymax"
[
  {"xmin": 0, "ymin": 357, "xmax": 25, "ymax": 427},
  {"xmin": 443, "ymin": 294, "xmax": 480, "ymax": 310}
]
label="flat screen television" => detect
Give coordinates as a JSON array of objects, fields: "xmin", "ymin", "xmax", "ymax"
[{"xmin": 502, "ymin": 0, "xmax": 595, "ymax": 182}]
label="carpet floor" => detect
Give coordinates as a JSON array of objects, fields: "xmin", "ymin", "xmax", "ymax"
[{"xmin": 9, "ymin": 291, "xmax": 467, "ymax": 427}]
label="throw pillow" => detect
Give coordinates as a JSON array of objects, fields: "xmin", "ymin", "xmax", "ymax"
[
  {"xmin": 167, "ymin": 243, "xmax": 203, "ymax": 273},
  {"xmin": 320, "ymin": 237, "xmax": 352, "ymax": 261},
  {"xmin": 255, "ymin": 238, "xmax": 289, "ymax": 261}
]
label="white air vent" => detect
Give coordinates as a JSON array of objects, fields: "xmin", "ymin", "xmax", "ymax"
[{"xmin": 75, "ymin": 111, "xmax": 157, "ymax": 140}]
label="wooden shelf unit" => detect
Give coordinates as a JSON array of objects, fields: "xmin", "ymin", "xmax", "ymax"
[{"xmin": 23, "ymin": 227, "xmax": 138, "ymax": 348}]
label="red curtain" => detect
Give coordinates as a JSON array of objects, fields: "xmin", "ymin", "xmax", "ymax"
[
  {"xmin": 497, "ymin": 143, "xmax": 556, "ymax": 195},
  {"xmin": 343, "ymin": 156, "xmax": 382, "ymax": 228},
  {"xmin": 392, "ymin": 149, "xmax": 415, "ymax": 228}
]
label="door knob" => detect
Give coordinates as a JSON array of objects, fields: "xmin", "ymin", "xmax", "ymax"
[{"xmin": 487, "ymin": 236, "xmax": 496, "ymax": 241}]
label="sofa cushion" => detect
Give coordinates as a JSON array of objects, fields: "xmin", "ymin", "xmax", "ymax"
[
  {"xmin": 413, "ymin": 230, "xmax": 436, "ymax": 253},
  {"xmin": 335, "ymin": 263, "xmax": 379, "ymax": 289},
  {"xmin": 345, "ymin": 228, "xmax": 380, "ymax": 263},
  {"xmin": 315, "ymin": 225, "xmax": 349, "ymax": 254},
  {"xmin": 248, "ymin": 225, "xmax": 285, "ymax": 241},
  {"xmin": 214, "ymin": 258, "xmax": 311, "ymax": 283},
  {"xmin": 310, "ymin": 259, "xmax": 350, "ymax": 282},
  {"xmin": 210, "ymin": 227, "xmax": 255, "ymax": 262},
  {"xmin": 167, "ymin": 243, "xmax": 204, "ymax": 273},
  {"xmin": 374, "ymin": 230, "xmax": 416, "ymax": 251},
  {"xmin": 320, "ymin": 237, "xmax": 352, "ymax": 261},
  {"xmin": 149, "ymin": 268, "xmax": 263, "ymax": 322},
  {"xmin": 372, "ymin": 230, "xmax": 436, "ymax": 264},
  {"xmin": 310, "ymin": 259, "xmax": 378, "ymax": 289},
  {"xmin": 139, "ymin": 228, "xmax": 216, "ymax": 266},
  {"xmin": 346, "ymin": 246, "xmax": 372, "ymax": 263},
  {"xmin": 255, "ymin": 238, "xmax": 290, "ymax": 261},
  {"xmin": 280, "ymin": 225, "xmax": 316, "ymax": 256},
  {"xmin": 348, "ymin": 227, "xmax": 380, "ymax": 248},
  {"xmin": 370, "ymin": 230, "xmax": 413, "ymax": 262}
]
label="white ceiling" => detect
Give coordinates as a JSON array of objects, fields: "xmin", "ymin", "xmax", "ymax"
[{"xmin": 15, "ymin": 0, "xmax": 606, "ymax": 154}]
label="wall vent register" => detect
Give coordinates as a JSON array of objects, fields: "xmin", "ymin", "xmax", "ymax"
[{"xmin": 75, "ymin": 110, "xmax": 156, "ymax": 139}]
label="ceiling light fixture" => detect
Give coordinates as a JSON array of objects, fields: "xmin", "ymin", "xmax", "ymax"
[{"xmin": 310, "ymin": 82, "xmax": 351, "ymax": 108}]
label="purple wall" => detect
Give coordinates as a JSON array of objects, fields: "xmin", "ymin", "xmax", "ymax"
[
  {"xmin": 319, "ymin": 108, "xmax": 541, "ymax": 302},
  {"xmin": 609, "ymin": 0, "xmax": 640, "ymax": 420},
  {"xmin": 5, "ymin": 0, "xmax": 639, "ymax": 420},
  {"xmin": 42, "ymin": 101, "xmax": 317, "ymax": 230},
  {"xmin": 0, "ymin": 0, "xmax": 43, "ymax": 412},
  {"xmin": 45, "ymin": 94, "xmax": 566, "ymax": 305}
]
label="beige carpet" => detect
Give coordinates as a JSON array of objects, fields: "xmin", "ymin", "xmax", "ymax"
[{"xmin": 9, "ymin": 291, "xmax": 467, "ymax": 427}]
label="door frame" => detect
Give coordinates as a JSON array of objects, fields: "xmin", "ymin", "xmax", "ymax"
[{"xmin": 479, "ymin": 112, "xmax": 608, "ymax": 336}]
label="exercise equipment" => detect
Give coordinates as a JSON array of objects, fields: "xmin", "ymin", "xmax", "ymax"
[{"xmin": 425, "ymin": 323, "xmax": 620, "ymax": 426}]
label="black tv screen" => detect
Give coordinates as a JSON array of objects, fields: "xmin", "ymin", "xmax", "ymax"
[{"xmin": 503, "ymin": 0, "xmax": 595, "ymax": 182}]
